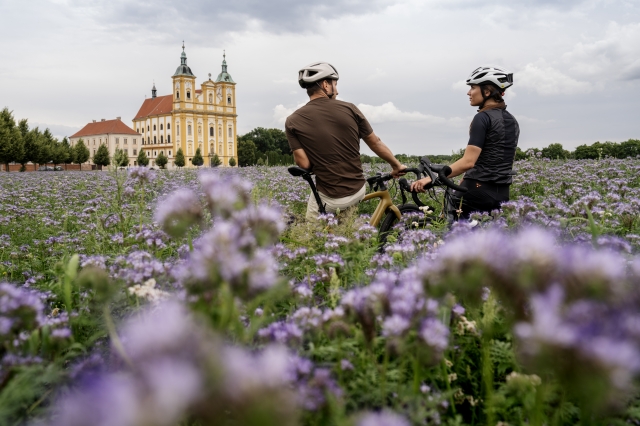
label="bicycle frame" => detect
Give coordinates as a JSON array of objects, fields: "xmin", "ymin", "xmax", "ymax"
[{"xmin": 362, "ymin": 189, "xmax": 401, "ymax": 227}]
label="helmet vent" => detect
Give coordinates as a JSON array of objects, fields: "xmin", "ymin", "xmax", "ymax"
[{"xmin": 475, "ymin": 72, "xmax": 488, "ymax": 79}]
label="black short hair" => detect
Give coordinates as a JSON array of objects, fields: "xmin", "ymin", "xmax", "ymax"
[{"xmin": 306, "ymin": 79, "xmax": 332, "ymax": 97}]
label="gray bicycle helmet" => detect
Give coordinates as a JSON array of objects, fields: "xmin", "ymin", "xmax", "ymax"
[
  {"xmin": 466, "ymin": 65, "xmax": 513, "ymax": 90},
  {"xmin": 298, "ymin": 62, "xmax": 339, "ymax": 89}
]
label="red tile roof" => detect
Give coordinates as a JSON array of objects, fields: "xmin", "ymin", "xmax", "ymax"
[
  {"xmin": 71, "ymin": 119, "xmax": 139, "ymax": 138},
  {"xmin": 133, "ymin": 95, "xmax": 173, "ymax": 120}
]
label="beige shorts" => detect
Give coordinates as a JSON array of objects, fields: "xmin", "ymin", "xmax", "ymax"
[{"xmin": 306, "ymin": 184, "xmax": 367, "ymax": 221}]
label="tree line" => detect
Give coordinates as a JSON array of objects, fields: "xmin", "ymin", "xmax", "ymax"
[{"xmin": 0, "ymin": 108, "xmax": 92, "ymax": 171}]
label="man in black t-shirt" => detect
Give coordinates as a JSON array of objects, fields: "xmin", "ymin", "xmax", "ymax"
[
  {"xmin": 411, "ymin": 65, "xmax": 519, "ymax": 220},
  {"xmin": 286, "ymin": 62, "xmax": 405, "ymax": 220}
]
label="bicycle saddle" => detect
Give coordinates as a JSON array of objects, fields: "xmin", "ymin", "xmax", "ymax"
[{"xmin": 288, "ymin": 166, "xmax": 312, "ymax": 177}]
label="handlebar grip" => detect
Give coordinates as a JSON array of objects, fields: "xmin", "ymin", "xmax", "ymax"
[
  {"xmin": 437, "ymin": 167, "xmax": 467, "ymax": 192},
  {"xmin": 399, "ymin": 178, "xmax": 411, "ymax": 192}
]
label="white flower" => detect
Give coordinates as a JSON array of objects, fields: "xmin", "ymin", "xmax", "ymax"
[{"xmin": 128, "ymin": 278, "xmax": 170, "ymax": 304}]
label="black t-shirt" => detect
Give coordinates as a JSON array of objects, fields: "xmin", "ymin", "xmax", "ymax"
[
  {"xmin": 467, "ymin": 112, "xmax": 491, "ymax": 148},
  {"xmin": 285, "ymin": 98, "xmax": 373, "ymax": 198}
]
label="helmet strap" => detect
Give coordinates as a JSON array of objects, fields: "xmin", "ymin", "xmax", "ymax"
[{"xmin": 316, "ymin": 80, "xmax": 335, "ymax": 99}]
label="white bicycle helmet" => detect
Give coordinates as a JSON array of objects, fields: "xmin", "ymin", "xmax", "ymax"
[
  {"xmin": 466, "ymin": 66, "xmax": 513, "ymax": 90},
  {"xmin": 298, "ymin": 62, "xmax": 339, "ymax": 88}
]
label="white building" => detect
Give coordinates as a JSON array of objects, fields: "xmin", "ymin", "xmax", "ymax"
[{"xmin": 70, "ymin": 118, "xmax": 142, "ymax": 167}]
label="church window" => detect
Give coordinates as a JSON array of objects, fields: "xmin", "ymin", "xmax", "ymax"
[
  {"xmin": 218, "ymin": 128, "xmax": 222, "ymax": 137},
  {"xmin": 228, "ymin": 127, "xmax": 232, "ymax": 138},
  {"xmin": 210, "ymin": 143, "xmax": 213, "ymax": 153},
  {"xmin": 115, "ymin": 138, "xmax": 119, "ymax": 145},
  {"xmin": 148, "ymin": 137, "xmax": 150, "ymax": 144},
  {"xmin": 219, "ymin": 144, "xmax": 222, "ymax": 155},
  {"xmin": 227, "ymin": 95, "xmax": 232, "ymax": 105},
  {"xmin": 167, "ymin": 123, "xmax": 170, "ymax": 130},
  {"xmin": 187, "ymin": 91, "xmax": 191, "ymax": 99},
  {"xmin": 124, "ymin": 138, "xmax": 127, "ymax": 145},
  {"xmin": 160, "ymin": 151, "xmax": 163, "ymax": 156},
  {"xmin": 160, "ymin": 124, "xmax": 163, "ymax": 130},
  {"xmin": 153, "ymin": 125, "xmax": 156, "ymax": 131},
  {"xmin": 133, "ymin": 139, "xmax": 136, "ymax": 145},
  {"xmin": 154, "ymin": 136, "xmax": 156, "ymax": 144},
  {"xmin": 147, "ymin": 126, "xmax": 149, "ymax": 132},
  {"xmin": 209, "ymin": 93, "xmax": 213, "ymax": 104},
  {"xmin": 167, "ymin": 135, "xmax": 171, "ymax": 144},
  {"xmin": 160, "ymin": 135, "xmax": 163, "ymax": 143},
  {"xmin": 133, "ymin": 149, "xmax": 137, "ymax": 155},
  {"xmin": 188, "ymin": 125, "xmax": 192, "ymax": 136},
  {"xmin": 177, "ymin": 125, "xmax": 180, "ymax": 136},
  {"xmin": 229, "ymin": 143, "xmax": 233, "ymax": 155},
  {"xmin": 176, "ymin": 91, "xmax": 180, "ymax": 99},
  {"xmin": 209, "ymin": 127, "xmax": 213, "ymax": 137},
  {"xmin": 169, "ymin": 151, "xmax": 172, "ymax": 157}
]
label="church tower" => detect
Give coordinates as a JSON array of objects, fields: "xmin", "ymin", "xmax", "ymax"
[{"xmin": 172, "ymin": 43, "xmax": 197, "ymax": 159}]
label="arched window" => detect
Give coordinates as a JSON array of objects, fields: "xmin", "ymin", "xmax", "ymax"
[
  {"xmin": 229, "ymin": 143, "xmax": 233, "ymax": 155},
  {"xmin": 153, "ymin": 136, "xmax": 156, "ymax": 144},
  {"xmin": 176, "ymin": 91, "xmax": 180, "ymax": 99},
  {"xmin": 177, "ymin": 125, "xmax": 180, "ymax": 136},
  {"xmin": 167, "ymin": 135, "xmax": 171, "ymax": 144},
  {"xmin": 160, "ymin": 135, "xmax": 163, "ymax": 143},
  {"xmin": 167, "ymin": 123, "xmax": 170, "ymax": 130},
  {"xmin": 188, "ymin": 125, "xmax": 192, "ymax": 136},
  {"xmin": 153, "ymin": 124, "xmax": 156, "ymax": 131},
  {"xmin": 160, "ymin": 124, "xmax": 163, "ymax": 130},
  {"xmin": 147, "ymin": 126, "xmax": 149, "ymax": 132},
  {"xmin": 210, "ymin": 143, "xmax": 213, "ymax": 153},
  {"xmin": 187, "ymin": 91, "xmax": 191, "ymax": 99},
  {"xmin": 228, "ymin": 127, "xmax": 232, "ymax": 138},
  {"xmin": 209, "ymin": 93, "xmax": 213, "ymax": 104},
  {"xmin": 147, "ymin": 137, "xmax": 150, "ymax": 144},
  {"xmin": 219, "ymin": 144, "xmax": 222, "ymax": 155},
  {"xmin": 218, "ymin": 128, "xmax": 222, "ymax": 137},
  {"xmin": 227, "ymin": 95, "xmax": 232, "ymax": 105},
  {"xmin": 210, "ymin": 127, "xmax": 213, "ymax": 137},
  {"xmin": 198, "ymin": 126, "xmax": 201, "ymax": 135}
]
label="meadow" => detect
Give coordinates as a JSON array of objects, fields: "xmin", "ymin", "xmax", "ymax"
[{"xmin": 1, "ymin": 157, "xmax": 640, "ymax": 426}]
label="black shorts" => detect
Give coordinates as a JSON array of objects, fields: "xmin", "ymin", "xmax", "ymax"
[{"xmin": 449, "ymin": 179, "xmax": 510, "ymax": 221}]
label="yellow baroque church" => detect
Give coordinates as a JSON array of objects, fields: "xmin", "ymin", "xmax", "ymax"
[{"xmin": 133, "ymin": 45, "xmax": 238, "ymax": 168}]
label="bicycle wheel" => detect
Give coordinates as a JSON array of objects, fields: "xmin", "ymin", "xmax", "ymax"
[{"xmin": 378, "ymin": 204, "xmax": 428, "ymax": 247}]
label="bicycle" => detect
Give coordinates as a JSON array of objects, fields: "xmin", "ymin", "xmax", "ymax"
[{"xmin": 288, "ymin": 157, "xmax": 467, "ymax": 244}]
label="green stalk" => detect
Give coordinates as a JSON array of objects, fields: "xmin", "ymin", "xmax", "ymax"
[{"xmin": 103, "ymin": 305, "xmax": 133, "ymax": 369}]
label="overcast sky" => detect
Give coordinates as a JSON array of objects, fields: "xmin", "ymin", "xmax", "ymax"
[{"xmin": 1, "ymin": 0, "xmax": 639, "ymax": 155}]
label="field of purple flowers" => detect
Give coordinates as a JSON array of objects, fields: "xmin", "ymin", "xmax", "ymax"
[{"xmin": 1, "ymin": 157, "xmax": 640, "ymax": 426}]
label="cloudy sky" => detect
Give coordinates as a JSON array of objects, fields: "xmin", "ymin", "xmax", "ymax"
[{"xmin": 1, "ymin": 0, "xmax": 639, "ymax": 155}]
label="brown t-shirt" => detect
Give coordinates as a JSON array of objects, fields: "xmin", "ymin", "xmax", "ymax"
[{"xmin": 285, "ymin": 98, "xmax": 373, "ymax": 199}]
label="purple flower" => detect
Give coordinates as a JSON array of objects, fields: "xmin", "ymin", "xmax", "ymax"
[
  {"xmin": 356, "ymin": 410, "xmax": 410, "ymax": 426},
  {"xmin": 419, "ymin": 318, "xmax": 449, "ymax": 357},
  {"xmin": 154, "ymin": 188, "xmax": 203, "ymax": 238}
]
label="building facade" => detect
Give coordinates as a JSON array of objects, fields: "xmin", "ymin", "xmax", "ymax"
[
  {"xmin": 133, "ymin": 46, "xmax": 238, "ymax": 168},
  {"xmin": 69, "ymin": 118, "xmax": 141, "ymax": 166}
]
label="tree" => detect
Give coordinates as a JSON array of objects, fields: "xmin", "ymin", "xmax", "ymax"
[
  {"xmin": 541, "ymin": 143, "xmax": 569, "ymax": 160},
  {"xmin": 51, "ymin": 137, "xmax": 71, "ymax": 168},
  {"xmin": 228, "ymin": 156, "xmax": 236, "ymax": 167},
  {"xmin": 174, "ymin": 148, "xmax": 186, "ymax": 168},
  {"xmin": 238, "ymin": 127, "xmax": 289, "ymax": 156},
  {"xmin": 210, "ymin": 153, "xmax": 222, "ymax": 167},
  {"xmin": 74, "ymin": 139, "xmax": 90, "ymax": 165},
  {"xmin": 0, "ymin": 108, "xmax": 24, "ymax": 172},
  {"xmin": 156, "ymin": 151, "xmax": 168, "ymax": 169},
  {"xmin": 137, "ymin": 149, "xmax": 149, "ymax": 167},
  {"xmin": 16, "ymin": 119, "xmax": 33, "ymax": 168},
  {"xmin": 113, "ymin": 148, "xmax": 129, "ymax": 168},
  {"xmin": 514, "ymin": 147, "xmax": 527, "ymax": 161},
  {"xmin": 192, "ymin": 148, "xmax": 204, "ymax": 167},
  {"xmin": 237, "ymin": 139, "xmax": 256, "ymax": 166},
  {"xmin": 93, "ymin": 144, "xmax": 111, "ymax": 169}
]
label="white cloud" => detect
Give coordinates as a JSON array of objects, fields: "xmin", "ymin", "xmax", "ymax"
[
  {"xmin": 356, "ymin": 102, "xmax": 464, "ymax": 125},
  {"xmin": 564, "ymin": 22, "xmax": 640, "ymax": 81},
  {"xmin": 273, "ymin": 102, "xmax": 306, "ymax": 125},
  {"xmin": 366, "ymin": 68, "xmax": 388, "ymax": 81},
  {"xmin": 517, "ymin": 62, "xmax": 592, "ymax": 95}
]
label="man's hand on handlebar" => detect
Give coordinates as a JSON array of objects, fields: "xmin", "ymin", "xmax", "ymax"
[
  {"xmin": 391, "ymin": 164, "xmax": 407, "ymax": 178},
  {"xmin": 410, "ymin": 177, "xmax": 432, "ymax": 193}
]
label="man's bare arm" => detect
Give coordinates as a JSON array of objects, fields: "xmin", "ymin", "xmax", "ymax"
[
  {"xmin": 362, "ymin": 132, "xmax": 405, "ymax": 177},
  {"xmin": 293, "ymin": 148, "xmax": 311, "ymax": 169}
]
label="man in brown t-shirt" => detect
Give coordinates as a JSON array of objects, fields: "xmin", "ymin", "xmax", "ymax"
[{"xmin": 286, "ymin": 62, "xmax": 405, "ymax": 220}]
